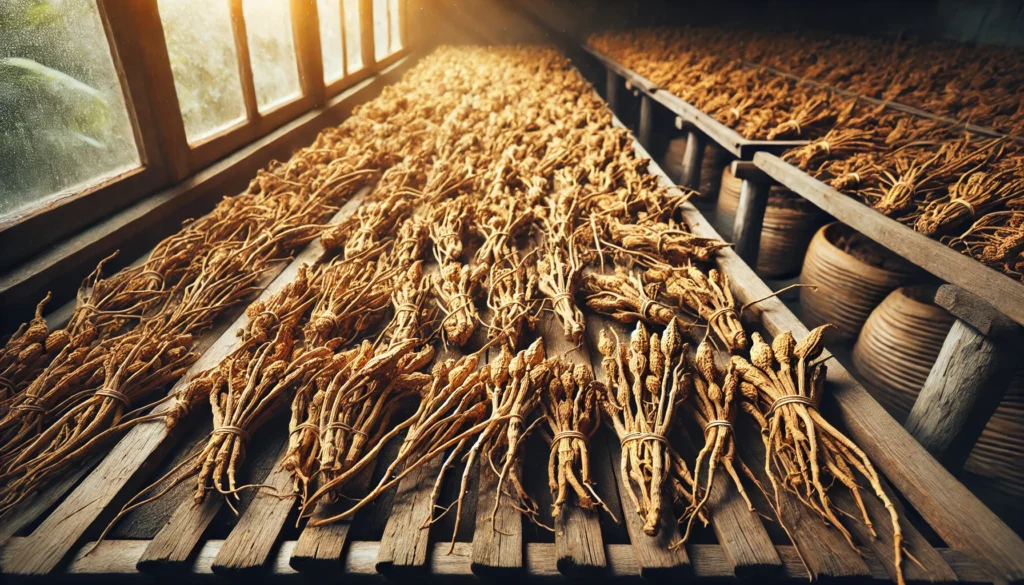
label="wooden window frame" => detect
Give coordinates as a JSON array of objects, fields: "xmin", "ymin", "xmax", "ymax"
[{"xmin": 1, "ymin": 0, "xmax": 414, "ymax": 272}]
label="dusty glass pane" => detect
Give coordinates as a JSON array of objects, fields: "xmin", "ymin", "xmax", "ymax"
[
  {"xmin": 0, "ymin": 0, "xmax": 139, "ymax": 218},
  {"xmin": 373, "ymin": 0, "xmax": 388, "ymax": 61},
  {"xmin": 318, "ymin": 0, "xmax": 344, "ymax": 82},
  {"xmin": 344, "ymin": 0, "xmax": 362, "ymax": 71},
  {"xmin": 243, "ymin": 0, "xmax": 301, "ymax": 111},
  {"xmin": 158, "ymin": 0, "xmax": 246, "ymax": 143},
  {"xmin": 388, "ymin": 0, "xmax": 402, "ymax": 53}
]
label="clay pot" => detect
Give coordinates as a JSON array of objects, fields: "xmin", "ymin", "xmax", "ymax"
[
  {"xmin": 801, "ymin": 223, "xmax": 919, "ymax": 341},
  {"xmin": 716, "ymin": 169, "xmax": 826, "ymax": 278},
  {"xmin": 851, "ymin": 285, "xmax": 955, "ymax": 421},
  {"xmin": 964, "ymin": 368, "xmax": 1024, "ymax": 508}
]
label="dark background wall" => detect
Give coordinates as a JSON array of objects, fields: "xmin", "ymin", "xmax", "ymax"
[{"xmin": 416, "ymin": 0, "xmax": 1024, "ymax": 48}]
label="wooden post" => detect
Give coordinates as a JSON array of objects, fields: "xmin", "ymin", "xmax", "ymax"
[
  {"xmin": 679, "ymin": 131, "xmax": 705, "ymax": 191},
  {"xmin": 905, "ymin": 286, "xmax": 1022, "ymax": 472},
  {"xmin": 604, "ymin": 69, "xmax": 619, "ymax": 117},
  {"xmin": 638, "ymin": 94, "xmax": 654, "ymax": 151},
  {"xmin": 732, "ymin": 181, "xmax": 770, "ymax": 267}
]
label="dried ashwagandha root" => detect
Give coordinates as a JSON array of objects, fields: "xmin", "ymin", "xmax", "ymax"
[
  {"xmin": 733, "ymin": 326, "xmax": 905, "ymax": 585},
  {"xmin": 595, "ymin": 320, "xmax": 694, "ymax": 536},
  {"xmin": 679, "ymin": 341, "xmax": 751, "ymax": 542},
  {"xmin": 582, "ymin": 270, "xmax": 679, "ymax": 326},
  {"xmin": 541, "ymin": 357, "xmax": 611, "ymax": 519},
  {"xmin": 645, "ymin": 264, "xmax": 747, "ymax": 352},
  {"xmin": 604, "ymin": 216, "xmax": 730, "ymax": 264}
]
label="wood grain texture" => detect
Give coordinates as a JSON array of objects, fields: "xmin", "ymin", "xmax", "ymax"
[
  {"xmin": 8, "ymin": 535, "xmax": 999, "ymax": 583},
  {"xmin": 933, "ymin": 285, "xmax": 1021, "ymax": 340},
  {"xmin": 374, "ymin": 453, "xmax": 442, "ymax": 575},
  {"xmin": 0, "ymin": 192, "xmax": 368, "ymax": 576},
  {"xmin": 471, "ymin": 457, "xmax": 524, "ymax": 577},
  {"xmin": 537, "ymin": 313, "xmax": 608, "ymax": 577},
  {"xmin": 700, "ymin": 464, "xmax": 783, "ymax": 579},
  {"xmin": 290, "ymin": 500, "xmax": 355, "ymax": 573},
  {"xmin": 733, "ymin": 414, "xmax": 871, "ymax": 580},
  {"xmin": 732, "ymin": 179, "xmax": 771, "ymax": 266},
  {"xmin": 374, "ymin": 345, "xmax": 469, "ymax": 576},
  {"xmin": 210, "ymin": 440, "xmax": 297, "ymax": 575},
  {"xmin": 906, "ymin": 319, "xmax": 1018, "ymax": 472},
  {"xmin": 754, "ymin": 152, "xmax": 1024, "ymax": 329}
]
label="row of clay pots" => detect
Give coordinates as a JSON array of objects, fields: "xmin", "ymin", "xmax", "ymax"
[{"xmin": 662, "ymin": 136, "xmax": 1024, "ymax": 517}]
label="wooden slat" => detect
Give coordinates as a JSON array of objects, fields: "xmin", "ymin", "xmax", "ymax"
[
  {"xmin": 210, "ymin": 440, "xmax": 297, "ymax": 575},
  {"xmin": 634, "ymin": 144, "xmax": 1024, "ymax": 581},
  {"xmin": 229, "ymin": 0, "xmax": 260, "ymax": 122},
  {"xmin": 470, "ymin": 457, "xmax": 524, "ymax": 577},
  {"xmin": 374, "ymin": 345, "xmax": 466, "ymax": 576},
  {"xmin": 0, "ymin": 190, "xmax": 369, "ymax": 576},
  {"xmin": 754, "ymin": 152, "xmax": 1024, "ymax": 329},
  {"xmin": 536, "ymin": 314, "xmax": 608, "ymax": 577},
  {"xmin": 584, "ymin": 314, "xmax": 691, "ymax": 580},
  {"xmin": 290, "ymin": 498, "xmax": 359, "ymax": 573},
  {"xmin": 732, "ymin": 413, "xmax": 873, "ymax": 580}
]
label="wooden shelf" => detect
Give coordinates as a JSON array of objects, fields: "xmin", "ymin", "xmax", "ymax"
[
  {"xmin": 583, "ymin": 45, "xmax": 808, "ymax": 159},
  {"xmin": 754, "ymin": 152, "xmax": 1024, "ymax": 329}
]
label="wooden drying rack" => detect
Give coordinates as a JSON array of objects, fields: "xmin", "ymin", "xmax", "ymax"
[
  {"xmin": 586, "ymin": 42, "xmax": 1024, "ymax": 517},
  {"xmin": 1, "ymin": 59, "xmax": 1023, "ymax": 585}
]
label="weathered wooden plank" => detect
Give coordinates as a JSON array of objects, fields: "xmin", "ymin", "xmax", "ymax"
[
  {"xmin": 0, "ymin": 190, "xmax": 369, "ymax": 576},
  {"xmin": 136, "ymin": 418, "xmax": 290, "ymax": 571},
  {"xmin": 536, "ymin": 313, "xmax": 608, "ymax": 577},
  {"xmin": 14, "ymin": 536, "xmax": 1000, "ymax": 583},
  {"xmin": 754, "ymin": 152, "xmax": 1024, "ymax": 329},
  {"xmin": 637, "ymin": 94, "xmax": 654, "ymax": 151},
  {"xmin": 470, "ymin": 457, "xmax": 524, "ymax": 577},
  {"xmin": 905, "ymin": 318, "xmax": 1019, "ymax": 472},
  {"xmin": 375, "ymin": 345, "xmax": 467, "ymax": 576},
  {"xmin": 210, "ymin": 439, "xmax": 296, "ymax": 575},
  {"xmin": 699, "ymin": 463, "xmax": 783, "ymax": 579},
  {"xmin": 833, "ymin": 476, "xmax": 958, "ymax": 584}
]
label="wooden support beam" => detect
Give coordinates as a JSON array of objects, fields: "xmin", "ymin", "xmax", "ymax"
[
  {"xmin": 680, "ymin": 131, "xmax": 706, "ymax": 191},
  {"xmin": 604, "ymin": 69, "xmax": 619, "ymax": 117},
  {"xmin": 905, "ymin": 289, "xmax": 1022, "ymax": 472},
  {"xmin": 637, "ymin": 94, "xmax": 654, "ymax": 151},
  {"xmin": 471, "ymin": 458, "xmax": 524, "ymax": 577},
  {"xmin": 731, "ymin": 179, "xmax": 770, "ymax": 266},
  {"xmin": 730, "ymin": 160, "xmax": 773, "ymax": 184}
]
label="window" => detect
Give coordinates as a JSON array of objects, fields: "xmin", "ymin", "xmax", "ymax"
[
  {"xmin": 157, "ymin": 0, "xmax": 247, "ymax": 143},
  {"xmin": 318, "ymin": 0, "xmax": 345, "ymax": 83},
  {"xmin": 242, "ymin": 0, "xmax": 302, "ymax": 112},
  {"xmin": 1, "ymin": 0, "xmax": 139, "ymax": 218},
  {"xmin": 388, "ymin": 0, "xmax": 402, "ymax": 53},
  {"xmin": 344, "ymin": 0, "xmax": 363, "ymax": 72},
  {"xmin": 373, "ymin": 0, "xmax": 389, "ymax": 62}
]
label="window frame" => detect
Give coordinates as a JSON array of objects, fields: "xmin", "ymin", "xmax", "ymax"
[{"xmin": 0, "ymin": 0, "xmax": 413, "ymax": 271}]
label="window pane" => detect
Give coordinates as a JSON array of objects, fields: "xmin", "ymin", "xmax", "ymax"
[
  {"xmin": 344, "ymin": 0, "xmax": 363, "ymax": 72},
  {"xmin": 158, "ymin": 0, "xmax": 247, "ymax": 143},
  {"xmin": 388, "ymin": 0, "xmax": 402, "ymax": 53},
  {"xmin": 1, "ymin": 0, "xmax": 139, "ymax": 218},
  {"xmin": 318, "ymin": 0, "xmax": 344, "ymax": 82},
  {"xmin": 243, "ymin": 0, "xmax": 302, "ymax": 111},
  {"xmin": 373, "ymin": 0, "xmax": 388, "ymax": 61}
]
